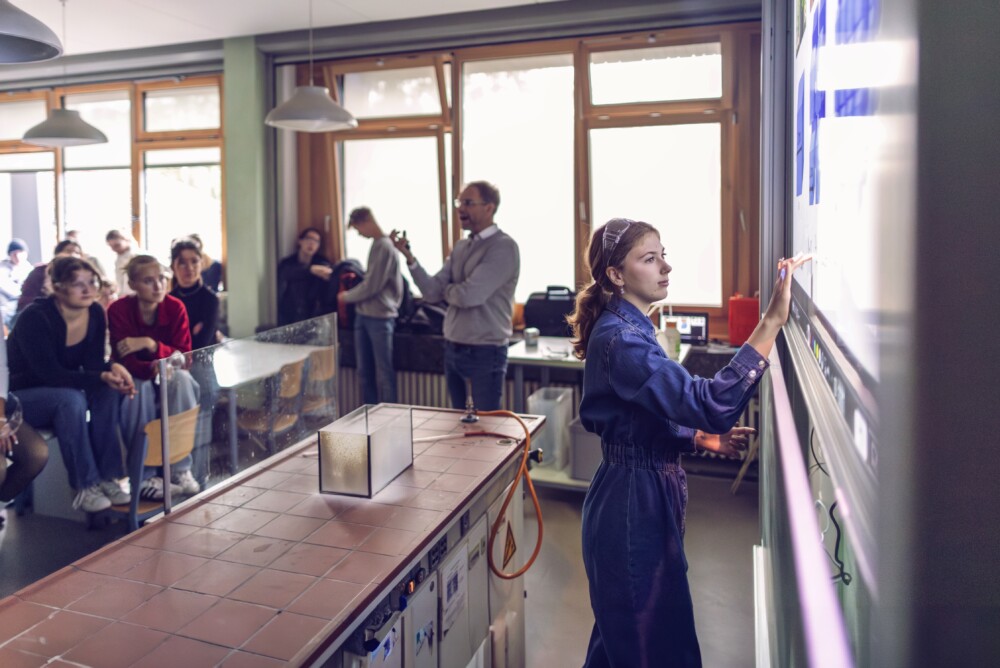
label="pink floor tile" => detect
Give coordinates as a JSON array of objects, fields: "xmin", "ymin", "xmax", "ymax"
[
  {"xmin": 216, "ymin": 535, "xmax": 296, "ymax": 567},
  {"xmin": 128, "ymin": 521, "xmax": 200, "ymax": 550},
  {"xmin": 75, "ymin": 543, "xmax": 157, "ymax": 576},
  {"xmin": 122, "ymin": 588, "xmax": 219, "ymax": 633},
  {"xmin": 326, "ymin": 551, "xmax": 401, "ymax": 584},
  {"xmin": 168, "ymin": 527, "xmax": 246, "ymax": 558},
  {"xmin": 428, "ymin": 472, "xmax": 477, "ymax": 493},
  {"xmin": 305, "ymin": 520, "xmax": 376, "ymax": 549},
  {"xmin": 286, "ymin": 494, "xmax": 356, "ymax": 519},
  {"xmin": 0, "ymin": 600, "xmax": 55, "ymax": 646},
  {"xmin": 209, "ymin": 507, "xmax": 281, "ymax": 534},
  {"xmin": 242, "ymin": 489, "xmax": 310, "ymax": 513},
  {"xmin": 122, "ymin": 551, "xmax": 209, "ymax": 586},
  {"xmin": 358, "ymin": 527, "xmax": 422, "ymax": 556},
  {"xmin": 178, "ymin": 598, "xmax": 277, "ymax": 648},
  {"xmin": 131, "ymin": 634, "xmax": 231, "ymax": 667},
  {"xmin": 242, "ymin": 471, "xmax": 293, "ymax": 489},
  {"xmin": 382, "ymin": 506, "xmax": 444, "ymax": 532},
  {"xmin": 412, "ymin": 454, "xmax": 453, "ymax": 472},
  {"xmin": 0, "ymin": 645, "xmax": 49, "ymax": 668},
  {"xmin": 171, "ymin": 502, "xmax": 236, "ymax": 526},
  {"xmin": 337, "ymin": 502, "xmax": 396, "ymax": 526},
  {"xmin": 66, "ymin": 578, "xmax": 162, "ymax": 619},
  {"xmin": 219, "ymin": 651, "xmax": 286, "ymax": 667},
  {"xmin": 62, "ymin": 621, "xmax": 168, "ymax": 668},
  {"xmin": 228, "ymin": 569, "xmax": 316, "ymax": 608},
  {"xmin": 272, "ymin": 473, "xmax": 320, "ymax": 494},
  {"xmin": 446, "ymin": 458, "xmax": 495, "ymax": 476},
  {"xmin": 211, "ymin": 486, "xmax": 266, "ymax": 507},
  {"xmin": 17, "ymin": 569, "xmax": 114, "ymax": 608},
  {"xmin": 254, "ymin": 514, "xmax": 326, "ymax": 541},
  {"xmin": 268, "ymin": 543, "xmax": 349, "ymax": 577},
  {"xmin": 286, "ymin": 578, "xmax": 366, "ymax": 619},
  {"xmin": 6, "ymin": 610, "xmax": 111, "ymax": 658},
  {"xmin": 407, "ymin": 488, "xmax": 463, "ymax": 511},
  {"xmin": 241, "ymin": 611, "xmax": 330, "ymax": 661},
  {"xmin": 172, "ymin": 560, "xmax": 260, "ymax": 597},
  {"xmin": 393, "ymin": 468, "xmax": 440, "ymax": 489}
]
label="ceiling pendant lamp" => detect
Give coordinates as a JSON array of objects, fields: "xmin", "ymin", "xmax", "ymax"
[
  {"xmin": 21, "ymin": 0, "xmax": 107, "ymax": 148},
  {"xmin": 0, "ymin": 0, "xmax": 62, "ymax": 63},
  {"xmin": 265, "ymin": 0, "xmax": 357, "ymax": 133}
]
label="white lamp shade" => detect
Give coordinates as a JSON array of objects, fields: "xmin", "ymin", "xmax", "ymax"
[
  {"xmin": 265, "ymin": 85, "xmax": 358, "ymax": 133},
  {"xmin": 22, "ymin": 109, "xmax": 108, "ymax": 148},
  {"xmin": 0, "ymin": 0, "xmax": 63, "ymax": 63}
]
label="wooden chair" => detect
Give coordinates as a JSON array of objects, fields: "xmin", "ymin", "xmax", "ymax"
[
  {"xmin": 301, "ymin": 346, "xmax": 337, "ymax": 421},
  {"xmin": 112, "ymin": 405, "xmax": 200, "ymax": 532},
  {"xmin": 236, "ymin": 358, "xmax": 306, "ymax": 455}
]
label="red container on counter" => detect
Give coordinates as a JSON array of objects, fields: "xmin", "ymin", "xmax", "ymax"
[{"xmin": 728, "ymin": 294, "xmax": 760, "ymax": 346}]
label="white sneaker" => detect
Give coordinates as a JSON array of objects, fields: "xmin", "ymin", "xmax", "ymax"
[
  {"xmin": 73, "ymin": 485, "xmax": 112, "ymax": 513},
  {"xmin": 138, "ymin": 476, "xmax": 183, "ymax": 501},
  {"xmin": 171, "ymin": 470, "xmax": 201, "ymax": 495},
  {"xmin": 99, "ymin": 480, "xmax": 131, "ymax": 505}
]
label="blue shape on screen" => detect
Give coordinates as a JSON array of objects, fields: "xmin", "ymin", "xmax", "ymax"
[
  {"xmin": 835, "ymin": 0, "xmax": 880, "ymax": 117},
  {"xmin": 809, "ymin": 0, "xmax": 827, "ymax": 205}
]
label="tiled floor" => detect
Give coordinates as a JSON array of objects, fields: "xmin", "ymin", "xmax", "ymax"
[{"xmin": 1, "ymin": 446, "xmax": 758, "ymax": 667}]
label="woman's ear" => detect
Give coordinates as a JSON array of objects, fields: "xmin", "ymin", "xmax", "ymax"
[{"xmin": 605, "ymin": 266, "xmax": 622, "ymax": 287}]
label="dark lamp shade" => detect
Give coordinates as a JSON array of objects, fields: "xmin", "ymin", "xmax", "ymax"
[{"xmin": 0, "ymin": 0, "xmax": 63, "ymax": 63}]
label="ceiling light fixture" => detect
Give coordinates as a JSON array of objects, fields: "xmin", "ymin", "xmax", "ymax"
[
  {"xmin": 265, "ymin": 0, "xmax": 357, "ymax": 133},
  {"xmin": 0, "ymin": 0, "xmax": 62, "ymax": 63},
  {"xmin": 22, "ymin": 0, "xmax": 107, "ymax": 148}
]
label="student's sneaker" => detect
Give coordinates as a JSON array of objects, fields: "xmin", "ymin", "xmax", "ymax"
[
  {"xmin": 138, "ymin": 476, "xmax": 183, "ymax": 501},
  {"xmin": 99, "ymin": 480, "xmax": 131, "ymax": 505},
  {"xmin": 171, "ymin": 470, "xmax": 201, "ymax": 496},
  {"xmin": 73, "ymin": 485, "xmax": 112, "ymax": 513}
]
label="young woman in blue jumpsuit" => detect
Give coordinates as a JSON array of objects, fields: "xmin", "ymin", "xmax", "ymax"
[{"xmin": 568, "ymin": 219, "xmax": 809, "ymax": 667}]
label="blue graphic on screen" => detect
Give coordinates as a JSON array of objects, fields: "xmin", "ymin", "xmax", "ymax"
[
  {"xmin": 809, "ymin": 0, "xmax": 827, "ymax": 205},
  {"xmin": 835, "ymin": 0, "xmax": 880, "ymax": 117},
  {"xmin": 796, "ymin": 74, "xmax": 805, "ymax": 196}
]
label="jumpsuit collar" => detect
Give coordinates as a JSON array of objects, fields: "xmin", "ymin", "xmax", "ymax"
[{"xmin": 605, "ymin": 296, "xmax": 656, "ymax": 335}]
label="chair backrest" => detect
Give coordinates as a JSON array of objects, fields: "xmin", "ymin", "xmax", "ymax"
[
  {"xmin": 307, "ymin": 347, "xmax": 336, "ymax": 383},
  {"xmin": 277, "ymin": 358, "xmax": 306, "ymax": 400},
  {"xmin": 143, "ymin": 405, "xmax": 200, "ymax": 467}
]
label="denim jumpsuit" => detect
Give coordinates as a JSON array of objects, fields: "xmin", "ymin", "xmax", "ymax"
[{"xmin": 579, "ymin": 297, "xmax": 767, "ymax": 667}]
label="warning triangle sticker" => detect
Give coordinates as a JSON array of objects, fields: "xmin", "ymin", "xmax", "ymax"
[{"xmin": 503, "ymin": 521, "xmax": 517, "ymax": 569}]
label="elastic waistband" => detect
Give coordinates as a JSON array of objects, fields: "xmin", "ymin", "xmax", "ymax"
[
  {"xmin": 446, "ymin": 341, "xmax": 506, "ymax": 351},
  {"xmin": 602, "ymin": 442, "xmax": 682, "ymax": 471}
]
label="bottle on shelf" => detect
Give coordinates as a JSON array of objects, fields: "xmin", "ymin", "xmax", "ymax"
[{"xmin": 657, "ymin": 321, "xmax": 682, "ymax": 361}]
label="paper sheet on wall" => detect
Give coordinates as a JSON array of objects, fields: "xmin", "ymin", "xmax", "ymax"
[{"xmin": 442, "ymin": 549, "xmax": 468, "ymax": 634}]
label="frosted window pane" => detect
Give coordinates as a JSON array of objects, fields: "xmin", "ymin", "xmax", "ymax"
[
  {"xmin": 0, "ymin": 99, "xmax": 47, "ymax": 140},
  {"xmin": 63, "ymin": 169, "xmax": 132, "ymax": 273},
  {"xmin": 0, "ymin": 152, "xmax": 55, "ymax": 171},
  {"xmin": 144, "ymin": 147, "xmax": 220, "ymax": 166},
  {"xmin": 343, "ymin": 66, "xmax": 441, "ymax": 118},
  {"xmin": 63, "ymin": 90, "xmax": 131, "ymax": 169},
  {"xmin": 143, "ymin": 160, "xmax": 223, "ymax": 263},
  {"xmin": 590, "ymin": 42, "xmax": 722, "ymax": 104},
  {"xmin": 462, "ymin": 54, "xmax": 575, "ymax": 303},
  {"xmin": 0, "ymin": 171, "xmax": 56, "ymax": 260},
  {"xmin": 343, "ymin": 137, "xmax": 442, "ymax": 297},
  {"xmin": 144, "ymin": 85, "xmax": 221, "ymax": 132},
  {"xmin": 589, "ymin": 123, "xmax": 722, "ymax": 307}
]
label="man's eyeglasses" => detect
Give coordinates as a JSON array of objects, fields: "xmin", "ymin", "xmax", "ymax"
[{"xmin": 454, "ymin": 198, "xmax": 487, "ymax": 208}]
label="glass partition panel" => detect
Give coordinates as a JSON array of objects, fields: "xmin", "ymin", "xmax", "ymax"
[
  {"xmin": 160, "ymin": 313, "xmax": 339, "ymax": 493},
  {"xmin": 589, "ymin": 42, "xmax": 723, "ymax": 105}
]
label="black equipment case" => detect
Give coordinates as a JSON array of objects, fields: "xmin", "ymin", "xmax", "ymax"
[{"xmin": 523, "ymin": 285, "xmax": 576, "ymax": 336}]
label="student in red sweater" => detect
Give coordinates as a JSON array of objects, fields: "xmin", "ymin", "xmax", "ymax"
[{"xmin": 108, "ymin": 255, "xmax": 201, "ymax": 500}]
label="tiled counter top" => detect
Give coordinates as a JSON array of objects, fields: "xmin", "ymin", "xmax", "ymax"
[{"xmin": 0, "ymin": 407, "xmax": 543, "ymax": 667}]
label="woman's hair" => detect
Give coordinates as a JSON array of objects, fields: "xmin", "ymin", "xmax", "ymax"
[
  {"xmin": 53, "ymin": 240, "xmax": 81, "ymax": 256},
  {"xmin": 170, "ymin": 238, "xmax": 202, "ymax": 266},
  {"xmin": 298, "ymin": 227, "xmax": 323, "ymax": 243},
  {"xmin": 566, "ymin": 218, "xmax": 658, "ymax": 360},
  {"xmin": 125, "ymin": 254, "xmax": 162, "ymax": 282},
  {"xmin": 48, "ymin": 256, "xmax": 99, "ymax": 287}
]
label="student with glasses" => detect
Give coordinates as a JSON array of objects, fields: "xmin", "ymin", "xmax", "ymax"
[
  {"xmin": 6, "ymin": 256, "xmax": 136, "ymax": 513},
  {"xmin": 568, "ymin": 218, "xmax": 810, "ymax": 667},
  {"xmin": 276, "ymin": 227, "xmax": 332, "ymax": 326},
  {"xmin": 390, "ymin": 180, "xmax": 520, "ymax": 410}
]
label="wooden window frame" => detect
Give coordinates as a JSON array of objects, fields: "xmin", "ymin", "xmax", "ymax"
[{"xmin": 135, "ymin": 74, "xmax": 224, "ymax": 142}]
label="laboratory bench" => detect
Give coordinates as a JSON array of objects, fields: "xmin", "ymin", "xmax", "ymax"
[{"xmin": 0, "ymin": 406, "xmax": 545, "ymax": 668}]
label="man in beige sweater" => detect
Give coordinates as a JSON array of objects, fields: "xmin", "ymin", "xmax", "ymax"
[{"xmin": 339, "ymin": 207, "xmax": 403, "ymax": 404}]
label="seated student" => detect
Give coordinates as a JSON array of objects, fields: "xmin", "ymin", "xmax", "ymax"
[
  {"xmin": 0, "ymin": 342, "xmax": 49, "ymax": 529},
  {"xmin": 108, "ymin": 255, "xmax": 200, "ymax": 500},
  {"xmin": 16, "ymin": 240, "xmax": 83, "ymax": 318},
  {"xmin": 187, "ymin": 234, "xmax": 223, "ymax": 294},
  {"xmin": 7, "ymin": 257, "xmax": 135, "ymax": 513}
]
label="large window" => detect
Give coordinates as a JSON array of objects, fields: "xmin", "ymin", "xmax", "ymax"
[
  {"xmin": 0, "ymin": 76, "xmax": 224, "ymax": 279},
  {"xmin": 462, "ymin": 54, "xmax": 575, "ymax": 302}
]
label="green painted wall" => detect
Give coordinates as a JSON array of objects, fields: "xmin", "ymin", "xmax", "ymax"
[{"xmin": 222, "ymin": 37, "xmax": 270, "ymax": 337}]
